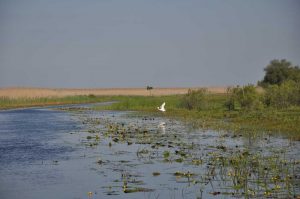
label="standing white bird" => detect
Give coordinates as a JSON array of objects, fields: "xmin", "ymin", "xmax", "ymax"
[{"xmin": 157, "ymin": 102, "xmax": 166, "ymax": 112}]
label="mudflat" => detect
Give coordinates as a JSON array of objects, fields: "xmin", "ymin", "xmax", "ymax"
[{"xmin": 0, "ymin": 87, "xmax": 227, "ymax": 98}]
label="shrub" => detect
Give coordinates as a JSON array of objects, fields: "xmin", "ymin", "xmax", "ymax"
[
  {"xmin": 264, "ymin": 80, "xmax": 300, "ymax": 108},
  {"xmin": 225, "ymin": 85, "xmax": 262, "ymax": 110},
  {"xmin": 88, "ymin": 94, "xmax": 96, "ymax": 98},
  {"xmin": 181, "ymin": 89, "xmax": 208, "ymax": 110}
]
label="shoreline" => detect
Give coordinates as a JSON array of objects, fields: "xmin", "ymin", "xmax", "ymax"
[{"xmin": 1, "ymin": 94, "xmax": 299, "ymax": 140}]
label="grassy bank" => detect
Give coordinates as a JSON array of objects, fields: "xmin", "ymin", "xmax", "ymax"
[
  {"xmin": 94, "ymin": 94, "xmax": 300, "ymax": 140},
  {"xmin": 1, "ymin": 93, "xmax": 299, "ymax": 139},
  {"xmin": 0, "ymin": 95, "xmax": 114, "ymax": 110}
]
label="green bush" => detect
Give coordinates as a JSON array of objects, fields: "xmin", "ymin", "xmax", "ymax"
[
  {"xmin": 180, "ymin": 89, "xmax": 208, "ymax": 110},
  {"xmin": 225, "ymin": 85, "xmax": 262, "ymax": 110},
  {"xmin": 264, "ymin": 80, "xmax": 300, "ymax": 108},
  {"xmin": 88, "ymin": 94, "xmax": 96, "ymax": 98},
  {"xmin": 238, "ymin": 85, "xmax": 261, "ymax": 109}
]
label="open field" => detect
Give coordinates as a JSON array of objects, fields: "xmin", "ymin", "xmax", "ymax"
[{"xmin": 0, "ymin": 87, "xmax": 227, "ymax": 98}]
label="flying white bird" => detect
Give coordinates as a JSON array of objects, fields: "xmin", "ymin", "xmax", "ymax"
[{"xmin": 157, "ymin": 102, "xmax": 166, "ymax": 112}]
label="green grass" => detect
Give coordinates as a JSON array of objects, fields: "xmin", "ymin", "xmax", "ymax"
[
  {"xmin": 1, "ymin": 93, "xmax": 299, "ymax": 139},
  {"xmin": 96, "ymin": 95, "xmax": 184, "ymax": 111},
  {"xmin": 94, "ymin": 94, "xmax": 300, "ymax": 140},
  {"xmin": 0, "ymin": 95, "xmax": 114, "ymax": 109}
]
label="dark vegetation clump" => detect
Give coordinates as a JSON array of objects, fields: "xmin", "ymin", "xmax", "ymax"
[
  {"xmin": 146, "ymin": 86, "xmax": 154, "ymax": 96},
  {"xmin": 88, "ymin": 94, "xmax": 96, "ymax": 98},
  {"xmin": 258, "ymin": 59, "xmax": 300, "ymax": 87},
  {"xmin": 146, "ymin": 86, "xmax": 153, "ymax": 90}
]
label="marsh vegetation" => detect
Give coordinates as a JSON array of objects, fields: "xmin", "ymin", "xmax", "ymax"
[
  {"xmin": 1, "ymin": 59, "xmax": 299, "ymax": 198},
  {"xmin": 93, "ymin": 59, "xmax": 300, "ymax": 140},
  {"xmin": 0, "ymin": 95, "xmax": 112, "ymax": 109},
  {"xmin": 64, "ymin": 106, "xmax": 300, "ymax": 198}
]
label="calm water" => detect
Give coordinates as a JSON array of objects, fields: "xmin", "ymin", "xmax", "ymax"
[{"xmin": 0, "ymin": 104, "xmax": 299, "ymax": 199}]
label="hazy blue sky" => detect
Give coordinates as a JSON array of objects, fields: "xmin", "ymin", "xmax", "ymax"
[{"xmin": 0, "ymin": 0, "xmax": 299, "ymax": 88}]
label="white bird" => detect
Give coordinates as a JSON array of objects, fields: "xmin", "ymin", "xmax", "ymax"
[{"xmin": 157, "ymin": 102, "xmax": 166, "ymax": 112}]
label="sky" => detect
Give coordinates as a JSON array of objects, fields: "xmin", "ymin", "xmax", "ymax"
[{"xmin": 0, "ymin": 0, "xmax": 299, "ymax": 88}]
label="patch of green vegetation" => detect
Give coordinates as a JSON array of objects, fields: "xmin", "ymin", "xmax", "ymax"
[
  {"xmin": 93, "ymin": 91, "xmax": 300, "ymax": 139},
  {"xmin": 207, "ymin": 148, "xmax": 299, "ymax": 198},
  {"xmin": 180, "ymin": 88, "xmax": 209, "ymax": 110},
  {"xmin": 80, "ymin": 112, "xmax": 299, "ymax": 198},
  {"xmin": 0, "ymin": 95, "xmax": 114, "ymax": 110},
  {"xmin": 163, "ymin": 150, "xmax": 170, "ymax": 159},
  {"xmin": 86, "ymin": 135, "xmax": 92, "ymax": 139},
  {"xmin": 174, "ymin": 171, "xmax": 196, "ymax": 178},
  {"xmin": 152, "ymin": 172, "xmax": 160, "ymax": 176},
  {"xmin": 123, "ymin": 187, "xmax": 154, "ymax": 193},
  {"xmin": 94, "ymin": 95, "xmax": 182, "ymax": 112}
]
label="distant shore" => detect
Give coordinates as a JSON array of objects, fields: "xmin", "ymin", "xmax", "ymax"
[{"xmin": 0, "ymin": 87, "xmax": 227, "ymax": 98}]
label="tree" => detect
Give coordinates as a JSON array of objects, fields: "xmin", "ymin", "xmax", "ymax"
[
  {"xmin": 259, "ymin": 59, "xmax": 300, "ymax": 86},
  {"xmin": 146, "ymin": 86, "xmax": 153, "ymax": 96}
]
